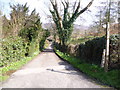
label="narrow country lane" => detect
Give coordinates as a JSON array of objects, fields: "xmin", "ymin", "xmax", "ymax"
[{"xmin": 1, "ymin": 44, "xmax": 109, "ymax": 88}]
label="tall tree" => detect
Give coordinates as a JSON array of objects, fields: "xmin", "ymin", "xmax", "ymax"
[
  {"xmin": 9, "ymin": 3, "xmax": 29, "ymax": 36},
  {"xmin": 19, "ymin": 9, "xmax": 43, "ymax": 42},
  {"xmin": 50, "ymin": 0, "xmax": 94, "ymax": 46}
]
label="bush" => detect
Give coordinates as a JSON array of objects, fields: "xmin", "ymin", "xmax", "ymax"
[
  {"xmin": 0, "ymin": 36, "xmax": 28, "ymax": 67},
  {"xmin": 39, "ymin": 30, "xmax": 50, "ymax": 51},
  {"xmin": 109, "ymin": 34, "xmax": 120, "ymax": 69},
  {"xmin": 78, "ymin": 34, "xmax": 120, "ymax": 67},
  {"xmin": 28, "ymin": 41, "xmax": 39, "ymax": 56},
  {"xmin": 78, "ymin": 36, "xmax": 106, "ymax": 65}
]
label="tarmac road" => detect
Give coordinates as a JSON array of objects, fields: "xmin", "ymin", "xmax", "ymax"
[{"xmin": 1, "ymin": 45, "xmax": 110, "ymax": 88}]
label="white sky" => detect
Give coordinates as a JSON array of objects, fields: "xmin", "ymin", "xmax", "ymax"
[{"xmin": 0, "ymin": 0, "xmax": 118, "ymax": 26}]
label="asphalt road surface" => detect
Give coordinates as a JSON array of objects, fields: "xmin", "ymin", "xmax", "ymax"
[{"xmin": 1, "ymin": 45, "xmax": 110, "ymax": 88}]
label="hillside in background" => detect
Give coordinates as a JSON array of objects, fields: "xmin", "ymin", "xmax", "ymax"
[{"xmin": 42, "ymin": 23, "xmax": 119, "ymax": 39}]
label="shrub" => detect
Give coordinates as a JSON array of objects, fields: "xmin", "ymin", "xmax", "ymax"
[
  {"xmin": 78, "ymin": 34, "xmax": 120, "ymax": 67},
  {"xmin": 0, "ymin": 36, "xmax": 28, "ymax": 67},
  {"xmin": 78, "ymin": 36, "xmax": 106, "ymax": 64},
  {"xmin": 39, "ymin": 30, "xmax": 50, "ymax": 51}
]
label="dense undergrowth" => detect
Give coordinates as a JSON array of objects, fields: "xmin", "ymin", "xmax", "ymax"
[
  {"xmin": 0, "ymin": 35, "xmax": 48, "ymax": 67},
  {"xmin": 0, "ymin": 36, "xmax": 28, "ymax": 67},
  {"xmin": 55, "ymin": 50, "xmax": 120, "ymax": 89},
  {"xmin": 0, "ymin": 51, "xmax": 39, "ymax": 82}
]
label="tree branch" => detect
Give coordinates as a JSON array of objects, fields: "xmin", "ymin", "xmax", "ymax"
[
  {"xmin": 73, "ymin": 0, "xmax": 77, "ymax": 12},
  {"xmin": 50, "ymin": 0, "xmax": 61, "ymax": 20},
  {"xmin": 68, "ymin": 0, "xmax": 81, "ymax": 24},
  {"xmin": 62, "ymin": 0, "xmax": 69, "ymax": 22},
  {"xmin": 50, "ymin": 0, "xmax": 63, "ymax": 29},
  {"xmin": 78, "ymin": 0, "xmax": 94, "ymax": 15},
  {"xmin": 69, "ymin": 0, "xmax": 94, "ymax": 24}
]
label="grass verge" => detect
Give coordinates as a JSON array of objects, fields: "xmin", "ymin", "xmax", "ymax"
[
  {"xmin": 0, "ymin": 51, "xmax": 40, "ymax": 82},
  {"xmin": 55, "ymin": 50, "xmax": 120, "ymax": 89}
]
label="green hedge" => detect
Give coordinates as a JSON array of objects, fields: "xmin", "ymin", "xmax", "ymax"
[
  {"xmin": 0, "ymin": 30, "xmax": 50, "ymax": 67},
  {"xmin": 0, "ymin": 36, "xmax": 28, "ymax": 67},
  {"xmin": 78, "ymin": 36, "xmax": 106, "ymax": 64},
  {"xmin": 55, "ymin": 34, "xmax": 120, "ymax": 69},
  {"xmin": 39, "ymin": 30, "xmax": 50, "ymax": 51},
  {"xmin": 78, "ymin": 34, "xmax": 120, "ymax": 67}
]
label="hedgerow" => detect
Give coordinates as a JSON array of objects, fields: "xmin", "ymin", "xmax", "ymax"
[
  {"xmin": 0, "ymin": 36, "xmax": 28, "ymax": 67},
  {"xmin": 55, "ymin": 34, "xmax": 120, "ymax": 69}
]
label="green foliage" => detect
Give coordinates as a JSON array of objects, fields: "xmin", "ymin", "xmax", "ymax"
[
  {"xmin": 78, "ymin": 36, "xmax": 106, "ymax": 64},
  {"xmin": 66, "ymin": 34, "xmax": 120, "ymax": 67},
  {"xmin": 39, "ymin": 30, "xmax": 50, "ymax": 51},
  {"xmin": 78, "ymin": 34, "xmax": 120, "ymax": 66},
  {"xmin": 0, "ymin": 36, "xmax": 28, "ymax": 67},
  {"xmin": 0, "ymin": 76, "xmax": 9, "ymax": 82},
  {"xmin": 109, "ymin": 34, "xmax": 120, "ymax": 67},
  {"xmin": 18, "ymin": 9, "xmax": 42, "ymax": 42},
  {"xmin": 39, "ymin": 39, "xmax": 45, "ymax": 51},
  {"xmin": 50, "ymin": 8, "xmax": 74, "ymax": 46},
  {"xmin": 17, "ymin": 7, "xmax": 45, "ymax": 56},
  {"xmin": 19, "ymin": 27, "xmax": 40, "ymax": 42},
  {"xmin": 1, "ymin": 3, "xmax": 46, "ymax": 67},
  {"xmin": 28, "ymin": 41, "xmax": 38, "ymax": 56},
  {"xmin": 0, "ymin": 51, "xmax": 39, "ymax": 82},
  {"xmin": 55, "ymin": 34, "xmax": 119, "ymax": 69},
  {"xmin": 56, "ymin": 50, "xmax": 120, "ymax": 89},
  {"xmin": 0, "ymin": 4, "xmax": 47, "ymax": 83}
]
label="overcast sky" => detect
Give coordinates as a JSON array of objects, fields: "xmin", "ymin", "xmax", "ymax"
[{"xmin": 0, "ymin": 0, "xmax": 118, "ymax": 26}]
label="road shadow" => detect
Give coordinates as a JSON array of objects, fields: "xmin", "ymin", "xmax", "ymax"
[
  {"xmin": 58, "ymin": 62, "xmax": 75, "ymax": 71},
  {"xmin": 46, "ymin": 61, "xmax": 79, "ymax": 75},
  {"xmin": 46, "ymin": 68, "xmax": 79, "ymax": 75},
  {"xmin": 46, "ymin": 61, "xmax": 111, "ymax": 87}
]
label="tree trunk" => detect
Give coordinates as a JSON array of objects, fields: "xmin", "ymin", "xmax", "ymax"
[{"xmin": 50, "ymin": 0, "xmax": 94, "ymax": 46}]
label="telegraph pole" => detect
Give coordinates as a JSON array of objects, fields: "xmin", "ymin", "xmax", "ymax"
[{"xmin": 104, "ymin": 0, "xmax": 111, "ymax": 72}]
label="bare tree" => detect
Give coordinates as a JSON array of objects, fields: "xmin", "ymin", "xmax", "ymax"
[{"xmin": 50, "ymin": 0, "xmax": 94, "ymax": 47}]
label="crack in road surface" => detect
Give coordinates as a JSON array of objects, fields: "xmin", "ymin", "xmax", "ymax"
[{"xmin": 1, "ymin": 45, "xmax": 111, "ymax": 88}]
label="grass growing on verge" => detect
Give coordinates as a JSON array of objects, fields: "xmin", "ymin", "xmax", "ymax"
[
  {"xmin": 0, "ymin": 51, "xmax": 40, "ymax": 82},
  {"xmin": 55, "ymin": 50, "xmax": 120, "ymax": 89}
]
